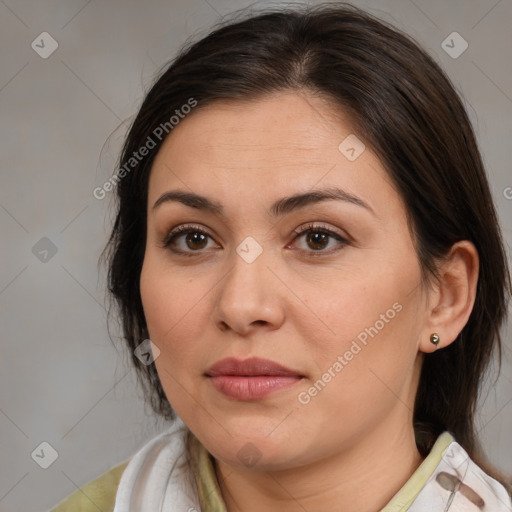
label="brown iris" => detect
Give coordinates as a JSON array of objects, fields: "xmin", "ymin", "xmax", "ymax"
[
  {"xmin": 185, "ymin": 232, "xmax": 208, "ymax": 250},
  {"xmin": 306, "ymin": 231, "xmax": 330, "ymax": 250}
]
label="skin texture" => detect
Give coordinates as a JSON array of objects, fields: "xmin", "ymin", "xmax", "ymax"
[{"xmin": 139, "ymin": 91, "xmax": 479, "ymax": 512}]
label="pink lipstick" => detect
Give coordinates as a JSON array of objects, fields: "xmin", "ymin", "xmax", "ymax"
[{"xmin": 206, "ymin": 357, "xmax": 303, "ymax": 400}]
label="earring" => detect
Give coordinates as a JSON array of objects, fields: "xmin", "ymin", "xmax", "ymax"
[{"xmin": 430, "ymin": 332, "xmax": 440, "ymax": 348}]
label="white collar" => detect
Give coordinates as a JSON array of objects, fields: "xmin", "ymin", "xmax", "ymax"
[
  {"xmin": 113, "ymin": 417, "xmax": 200, "ymax": 512},
  {"xmin": 404, "ymin": 437, "xmax": 511, "ymax": 511},
  {"xmin": 113, "ymin": 421, "xmax": 511, "ymax": 511}
]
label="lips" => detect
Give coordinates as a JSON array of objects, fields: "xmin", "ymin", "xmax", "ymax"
[
  {"xmin": 205, "ymin": 357, "xmax": 303, "ymax": 400},
  {"xmin": 206, "ymin": 357, "xmax": 301, "ymax": 377}
]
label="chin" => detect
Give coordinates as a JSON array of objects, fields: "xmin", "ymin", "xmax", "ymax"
[
  {"xmin": 214, "ymin": 443, "xmax": 297, "ymax": 472},
  {"xmin": 199, "ymin": 427, "xmax": 300, "ymax": 470}
]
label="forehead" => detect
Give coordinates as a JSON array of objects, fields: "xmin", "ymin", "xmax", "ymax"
[
  {"xmin": 147, "ymin": 91, "xmax": 402, "ymax": 220},
  {"xmin": 154, "ymin": 93, "xmax": 356, "ymax": 171}
]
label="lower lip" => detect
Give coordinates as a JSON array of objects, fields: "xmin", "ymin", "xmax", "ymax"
[{"xmin": 209, "ymin": 375, "xmax": 302, "ymax": 400}]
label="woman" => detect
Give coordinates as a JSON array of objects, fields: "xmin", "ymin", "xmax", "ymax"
[{"xmin": 51, "ymin": 2, "xmax": 512, "ymax": 511}]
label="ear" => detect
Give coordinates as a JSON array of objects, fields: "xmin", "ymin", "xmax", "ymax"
[{"xmin": 419, "ymin": 240, "xmax": 479, "ymax": 353}]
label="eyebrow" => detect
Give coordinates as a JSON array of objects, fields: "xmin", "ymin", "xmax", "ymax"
[{"xmin": 152, "ymin": 186, "xmax": 375, "ymax": 218}]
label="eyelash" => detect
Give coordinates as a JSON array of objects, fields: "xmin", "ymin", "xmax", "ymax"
[{"xmin": 161, "ymin": 222, "xmax": 349, "ymax": 258}]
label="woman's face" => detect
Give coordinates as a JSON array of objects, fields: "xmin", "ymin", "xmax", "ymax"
[{"xmin": 140, "ymin": 91, "xmax": 430, "ymax": 470}]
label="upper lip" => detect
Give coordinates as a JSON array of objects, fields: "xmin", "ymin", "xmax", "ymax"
[{"xmin": 206, "ymin": 357, "xmax": 302, "ymax": 377}]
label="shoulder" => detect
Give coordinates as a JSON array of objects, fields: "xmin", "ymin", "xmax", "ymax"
[{"xmin": 49, "ymin": 459, "xmax": 130, "ymax": 512}]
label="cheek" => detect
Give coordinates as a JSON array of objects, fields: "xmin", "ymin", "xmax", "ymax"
[
  {"xmin": 300, "ymin": 261, "xmax": 415, "ymax": 355},
  {"xmin": 139, "ymin": 255, "xmax": 206, "ymax": 364},
  {"xmin": 299, "ymin": 251, "xmax": 422, "ymax": 401},
  {"xmin": 140, "ymin": 257, "xmax": 211, "ymax": 415}
]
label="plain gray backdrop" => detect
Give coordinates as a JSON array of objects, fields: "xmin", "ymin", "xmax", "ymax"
[{"xmin": 1, "ymin": 0, "xmax": 511, "ymax": 510}]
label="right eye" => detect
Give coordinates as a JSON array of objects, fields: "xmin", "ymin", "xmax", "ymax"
[{"xmin": 161, "ymin": 224, "xmax": 220, "ymax": 256}]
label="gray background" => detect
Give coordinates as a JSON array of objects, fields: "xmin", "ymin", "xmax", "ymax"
[{"xmin": 0, "ymin": 0, "xmax": 511, "ymax": 510}]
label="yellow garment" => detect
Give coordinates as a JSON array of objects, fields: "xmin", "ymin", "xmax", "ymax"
[
  {"xmin": 381, "ymin": 431, "xmax": 453, "ymax": 511},
  {"xmin": 50, "ymin": 460, "xmax": 129, "ymax": 512},
  {"xmin": 50, "ymin": 432, "xmax": 453, "ymax": 511},
  {"xmin": 189, "ymin": 432, "xmax": 227, "ymax": 512}
]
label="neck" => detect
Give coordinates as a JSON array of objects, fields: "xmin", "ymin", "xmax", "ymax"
[{"xmin": 214, "ymin": 421, "xmax": 424, "ymax": 512}]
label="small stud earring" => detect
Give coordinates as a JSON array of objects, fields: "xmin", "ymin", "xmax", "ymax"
[{"xmin": 430, "ymin": 332, "xmax": 440, "ymax": 348}]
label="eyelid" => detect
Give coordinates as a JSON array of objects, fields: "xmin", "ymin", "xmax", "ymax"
[{"xmin": 292, "ymin": 221, "xmax": 348, "ymax": 240}]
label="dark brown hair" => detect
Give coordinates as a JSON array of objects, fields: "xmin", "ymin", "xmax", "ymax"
[{"xmin": 100, "ymin": 2, "xmax": 511, "ymax": 489}]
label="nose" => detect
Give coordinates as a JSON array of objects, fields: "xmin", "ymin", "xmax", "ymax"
[{"xmin": 212, "ymin": 243, "xmax": 285, "ymax": 336}]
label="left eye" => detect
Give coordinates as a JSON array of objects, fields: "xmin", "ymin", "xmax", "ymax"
[
  {"xmin": 162, "ymin": 223, "xmax": 348, "ymax": 256},
  {"xmin": 291, "ymin": 224, "xmax": 348, "ymax": 254}
]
